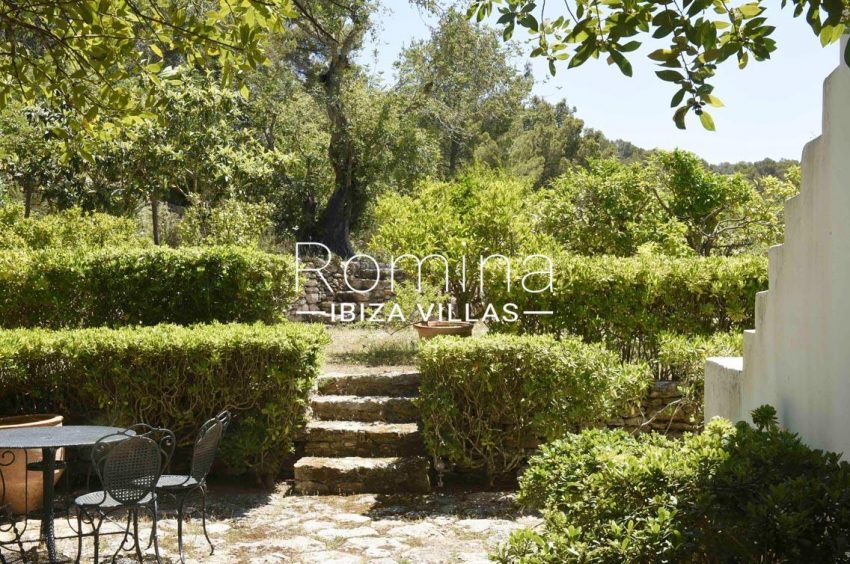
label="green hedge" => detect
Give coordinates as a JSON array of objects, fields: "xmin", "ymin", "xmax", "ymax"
[
  {"xmin": 484, "ymin": 253, "xmax": 766, "ymax": 362},
  {"xmin": 418, "ymin": 334, "xmax": 651, "ymax": 480},
  {"xmin": 499, "ymin": 408, "xmax": 850, "ymax": 563},
  {"xmin": 0, "ymin": 246, "xmax": 297, "ymax": 328},
  {"xmin": 0, "ymin": 322, "xmax": 327, "ymax": 481},
  {"xmin": 0, "ymin": 206, "xmax": 148, "ymax": 250}
]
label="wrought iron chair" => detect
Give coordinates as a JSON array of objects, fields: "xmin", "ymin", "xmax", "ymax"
[
  {"xmin": 0, "ymin": 450, "xmax": 25, "ymax": 564},
  {"xmin": 154, "ymin": 411, "xmax": 231, "ymax": 563},
  {"xmin": 73, "ymin": 428, "xmax": 174, "ymax": 563}
]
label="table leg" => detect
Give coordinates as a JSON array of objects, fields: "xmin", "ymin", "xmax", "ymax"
[{"xmin": 39, "ymin": 447, "xmax": 57, "ymax": 563}]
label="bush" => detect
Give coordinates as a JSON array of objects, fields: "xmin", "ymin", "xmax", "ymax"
[
  {"xmin": 177, "ymin": 198, "xmax": 276, "ymax": 248},
  {"xmin": 370, "ymin": 169, "xmax": 558, "ymax": 308},
  {"xmin": 485, "ymin": 251, "xmax": 766, "ymax": 362},
  {"xmin": 0, "ymin": 322, "xmax": 328, "ymax": 481},
  {"xmin": 418, "ymin": 334, "xmax": 651, "ymax": 480},
  {"xmin": 0, "ymin": 205, "xmax": 147, "ymax": 250},
  {"xmin": 0, "ymin": 246, "xmax": 297, "ymax": 328},
  {"xmin": 499, "ymin": 408, "xmax": 850, "ymax": 563},
  {"xmin": 656, "ymin": 332, "xmax": 743, "ymax": 424}
]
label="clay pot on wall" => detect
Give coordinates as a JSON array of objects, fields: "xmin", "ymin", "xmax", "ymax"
[
  {"xmin": 0, "ymin": 414, "xmax": 65, "ymax": 514},
  {"xmin": 413, "ymin": 321, "xmax": 474, "ymax": 340}
]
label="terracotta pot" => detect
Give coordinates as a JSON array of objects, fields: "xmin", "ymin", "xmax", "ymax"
[
  {"xmin": 413, "ymin": 321, "xmax": 474, "ymax": 340},
  {"xmin": 0, "ymin": 414, "xmax": 64, "ymax": 514}
]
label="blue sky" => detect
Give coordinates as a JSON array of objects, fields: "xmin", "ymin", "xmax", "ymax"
[{"xmin": 361, "ymin": 2, "xmax": 841, "ymax": 164}]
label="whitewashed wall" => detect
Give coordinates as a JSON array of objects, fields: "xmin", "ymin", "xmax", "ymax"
[{"xmin": 705, "ymin": 37, "xmax": 850, "ymax": 457}]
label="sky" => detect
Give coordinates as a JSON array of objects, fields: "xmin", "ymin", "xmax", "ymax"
[{"xmin": 361, "ymin": 2, "xmax": 841, "ymax": 165}]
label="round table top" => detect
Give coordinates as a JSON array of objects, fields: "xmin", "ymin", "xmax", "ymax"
[{"xmin": 0, "ymin": 426, "xmax": 130, "ymax": 449}]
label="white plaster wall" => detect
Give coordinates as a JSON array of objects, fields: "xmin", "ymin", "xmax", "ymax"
[
  {"xmin": 704, "ymin": 357, "xmax": 743, "ymax": 424},
  {"xmin": 707, "ymin": 37, "xmax": 850, "ymax": 456}
]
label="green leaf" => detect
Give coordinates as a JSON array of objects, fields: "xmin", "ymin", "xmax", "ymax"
[
  {"xmin": 656, "ymin": 70, "xmax": 685, "ymax": 82},
  {"xmin": 673, "ymin": 106, "xmax": 688, "ymax": 130},
  {"xmin": 699, "ymin": 111, "xmax": 716, "ymax": 131},
  {"xmin": 704, "ymin": 94, "xmax": 724, "ymax": 107},
  {"xmin": 609, "ymin": 50, "xmax": 633, "ymax": 77},
  {"xmin": 738, "ymin": 3, "xmax": 763, "ymax": 18}
]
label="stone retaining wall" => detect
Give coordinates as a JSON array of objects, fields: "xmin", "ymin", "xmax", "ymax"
[
  {"xmin": 609, "ymin": 380, "xmax": 699, "ymax": 435},
  {"xmin": 289, "ymin": 256, "xmax": 401, "ymax": 322}
]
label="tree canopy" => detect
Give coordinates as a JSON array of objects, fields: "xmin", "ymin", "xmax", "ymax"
[
  {"xmin": 0, "ymin": 0, "xmax": 292, "ymax": 131},
  {"xmin": 466, "ymin": 0, "xmax": 849, "ymax": 129}
]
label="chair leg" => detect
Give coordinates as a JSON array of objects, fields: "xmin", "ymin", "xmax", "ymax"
[
  {"xmin": 151, "ymin": 500, "xmax": 162, "ymax": 564},
  {"xmin": 176, "ymin": 495, "xmax": 186, "ymax": 564},
  {"xmin": 92, "ymin": 515, "xmax": 102, "ymax": 564},
  {"xmin": 75, "ymin": 509, "xmax": 84, "ymax": 564},
  {"xmin": 132, "ymin": 510, "xmax": 144, "ymax": 562},
  {"xmin": 201, "ymin": 487, "xmax": 214, "ymax": 555}
]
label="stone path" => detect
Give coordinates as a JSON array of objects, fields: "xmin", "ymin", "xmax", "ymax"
[{"xmin": 5, "ymin": 485, "xmax": 541, "ymax": 563}]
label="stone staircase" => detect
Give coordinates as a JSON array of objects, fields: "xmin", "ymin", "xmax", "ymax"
[{"xmin": 293, "ymin": 371, "xmax": 431, "ymax": 495}]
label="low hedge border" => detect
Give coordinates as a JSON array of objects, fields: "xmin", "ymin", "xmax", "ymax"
[
  {"xmin": 484, "ymin": 253, "xmax": 766, "ymax": 362},
  {"xmin": 418, "ymin": 334, "xmax": 651, "ymax": 480},
  {"xmin": 0, "ymin": 245, "xmax": 297, "ymax": 328},
  {"xmin": 0, "ymin": 322, "xmax": 328, "ymax": 481}
]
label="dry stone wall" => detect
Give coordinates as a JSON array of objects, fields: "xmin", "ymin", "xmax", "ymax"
[
  {"xmin": 289, "ymin": 256, "xmax": 401, "ymax": 322},
  {"xmin": 609, "ymin": 381, "xmax": 699, "ymax": 435}
]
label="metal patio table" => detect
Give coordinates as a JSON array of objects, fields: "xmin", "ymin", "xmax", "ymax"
[{"xmin": 0, "ymin": 425, "xmax": 128, "ymax": 563}]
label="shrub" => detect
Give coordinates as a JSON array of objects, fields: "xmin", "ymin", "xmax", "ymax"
[
  {"xmin": 656, "ymin": 332, "xmax": 743, "ymax": 424},
  {"xmin": 370, "ymin": 169, "xmax": 558, "ymax": 308},
  {"xmin": 418, "ymin": 334, "xmax": 651, "ymax": 480},
  {"xmin": 0, "ymin": 322, "xmax": 328, "ymax": 481},
  {"xmin": 484, "ymin": 251, "xmax": 766, "ymax": 362},
  {"xmin": 0, "ymin": 246, "xmax": 297, "ymax": 328},
  {"xmin": 177, "ymin": 198, "xmax": 276, "ymax": 248},
  {"xmin": 499, "ymin": 408, "xmax": 850, "ymax": 563},
  {"xmin": 0, "ymin": 205, "xmax": 147, "ymax": 250}
]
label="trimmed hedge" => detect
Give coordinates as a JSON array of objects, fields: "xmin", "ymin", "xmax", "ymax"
[
  {"xmin": 0, "ymin": 246, "xmax": 297, "ymax": 328},
  {"xmin": 0, "ymin": 206, "xmax": 148, "ymax": 250},
  {"xmin": 0, "ymin": 322, "xmax": 327, "ymax": 481},
  {"xmin": 418, "ymin": 334, "xmax": 651, "ymax": 480},
  {"xmin": 499, "ymin": 408, "xmax": 850, "ymax": 563},
  {"xmin": 484, "ymin": 253, "xmax": 767, "ymax": 362}
]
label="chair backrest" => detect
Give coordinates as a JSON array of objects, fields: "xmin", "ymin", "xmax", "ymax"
[
  {"xmin": 126, "ymin": 424, "xmax": 176, "ymax": 469},
  {"xmin": 190, "ymin": 411, "xmax": 231, "ymax": 483},
  {"xmin": 92, "ymin": 429, "xmax": 174, "ymax": 506}
]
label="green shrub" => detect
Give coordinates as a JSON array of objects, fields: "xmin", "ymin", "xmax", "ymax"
[
  {"xmin": 499, "ymin": 408, "xmax": 850, "ymax": 563},
  {"xmin": 418, "ymin": 334, "xmax": 651, "ymax": 480},
  {"xmin": 0, "ymin": 322, "xmax": 328, "ymax": 481},
  {"xmin": 0, "ymin": 205, "xmax": 147, "ymax": 250},
  {"xmin": 0, "ymin": 245, "xmax": 297, "ymax": 328},
  {"xmin": 177, "ymin": 198, "xmax": 276, "ymax": 248},
  {"xmin": 370, "ymin": 169, "xmax": 558, "ymax": 308},
  {"xmin": 485, "ymin": 251, "xmax": 766, "ymax": 362},
  {"xmin": 656, "ymin": 332, "xmax": 743, "ymax": 424}
]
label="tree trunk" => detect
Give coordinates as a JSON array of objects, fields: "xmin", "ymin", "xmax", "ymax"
[
  {"xmin": 151, "ymin": 194, "xmax": 161, "ymax": 245},
  {"xmin": 315, "ymin": 48, "xmax": 358, "ymax": 258},
  {"xmin": 23, "ymin": 183, "xmax": 33, "ymax": 218},
  {"xmin": 448, "ymin": 137, "xmax": 460, "ymax": 178}
]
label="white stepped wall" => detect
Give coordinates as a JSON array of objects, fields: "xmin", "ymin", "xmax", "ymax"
[{"xmin": 708, "ymin": 37, "xmax": 850, "ymax": 456}]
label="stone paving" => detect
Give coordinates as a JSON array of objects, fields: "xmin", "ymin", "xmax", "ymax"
[{"xmin": 4, "ymin": 484, "xmax": 542, "ymax": 563}]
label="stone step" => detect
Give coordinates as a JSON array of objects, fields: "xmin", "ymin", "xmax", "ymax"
[
  {"xmin": 301, "ymin": 421, "xmax": 425, "ymax": 457},
  {"xmin": 294, "ymin": 456, "xmax": 430, "ymax": 495},
  {"xmin": 311, "ymin": 395, "xmax": 419, "ymax": 423},
  {"xmin": 317, "ymin": 372, "xmax": 421, "ymax": 398}
]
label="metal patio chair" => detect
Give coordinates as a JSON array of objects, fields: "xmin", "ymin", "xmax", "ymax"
[
  {"xmin": 153, "ymin": 411, "xmax": 231, "ymax": 563},
  {"xmin": 73, "ymin": 428, "xmax": 174, "ymax": 563}
]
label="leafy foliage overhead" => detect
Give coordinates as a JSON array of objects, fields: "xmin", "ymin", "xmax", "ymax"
[
  {"xmin": 0, "ymin": 0, "xmax": 293, "ymax": 129},
  {"xmin": 466, "ymin": 0, "xmax": 850, "ymax": 129}
]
